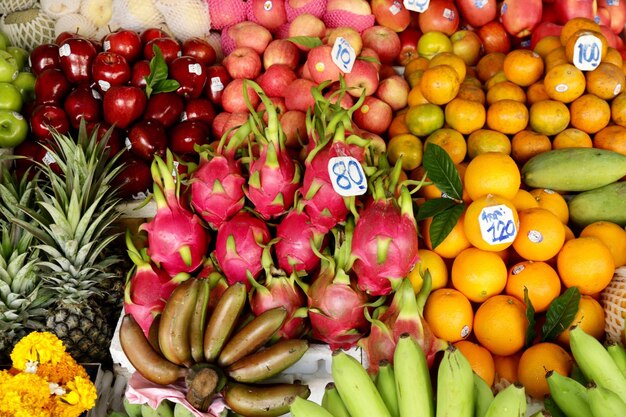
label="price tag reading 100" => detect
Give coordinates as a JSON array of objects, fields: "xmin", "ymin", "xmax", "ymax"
[
  {"xmin": 403, "ymin": 0, "xmax": 430, "ymax": 13},
  {"xmin": 328, "ymin": 156, "xmax": 367, "ymax": 197},
  {"xmin": 478, "ymin": 204, "xmax": 518, "ymax": 246},
  {"xmin": 572, "ymin": 34, "xmax": 602, "ymax": 71}
]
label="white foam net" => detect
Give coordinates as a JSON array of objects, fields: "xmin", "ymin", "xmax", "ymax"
[
  {"xmin": 0, "ymin": 0, "xmax": 37, "ymax": 15},
  {"xmin": 154, "ymin": 0, "xmax": 211, "ymax": 40},
  {"xmin": 40, "ymin": 0, "xmax": 81, "ymax": 19},
  {"xmin": 0, "ymin": 8, "xmax": 56, "ymax": 50},
  {"xmin": 54, "ymin": 13, "xmax": 98, "ymax": 39},
  {"xmin": 109, "ymin": 0, "xmax": 165, "ymax": 32},
  {"xmin": 601, "ymin": 266, "xmax": 626, "ymax": 346}
]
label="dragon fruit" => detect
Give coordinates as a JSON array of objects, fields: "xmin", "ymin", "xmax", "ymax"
[
  {"xmin": 214, "ymin": 211, "xmax": 271, "ymax": 289},
  {"xmin": 140, "ymin": 153, "xmax": 209, "ymax": 276}
]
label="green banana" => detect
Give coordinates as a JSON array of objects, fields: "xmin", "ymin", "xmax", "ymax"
[
  {"xmin": 123, "ymin": 398, "xmax": 143, "ymax": 417},
  {"xmin": 569, "ymin": 325, "xmax": 626, "ymax": 404},
  {"xmin": 607, "ymin": 343, "xmax": 626, "ymax": 378},
  {"xmin": 226, "ymin": 339, "xmax": 309, "ymax": 383},
  {"xmin": 189, "ymin": 278, "xmax": 210, "ymax": 363},
  {"xmin": 222, "ymin": 382, "xmax": 310, "ymax": 417},
  {"xmin": 141, "ymin": 401, "xmax": 174, "ymax": 417},
  {"xmin": 545, "ymin": 370, "xmax": 592, "ymax": 417},
  {"xmin": 158, "ymin": 278, "xmax": 199, "ymax": 366},
  {"xmin": 203, "ymin": 282, "xmax": 247, "ymax": 362},
  {"xmin": 321, "ymin": 382, "xmax": 351, "ymax": 417},
  {"xmin": 484, "ymin": 383, "xmax": 526, "ymax": 417},
  {"xmin": 529, "ymin": 411, "xmax": 551, "ymax": 417},
  {"xmin": 587, "ymin": 381, "xmax": 626, "ymax": 417},
  {"xmin": 436, "ymin": 344, "xmax": 475, "ymax": 417},
  {"xmin": 332, "ymin": 350, "xmax": 392, "ymax": 417},
  {"xmin": 173, "ymin": 403, "xmax": 195, "ymax": 417},
  {"xmin": 376, "ymin": 360, "xmax": 400, "ymax": 417},
  {"xmin": 290, "ymin": 396, "xmax": 335, "ymax": 417},
  {"xmin": 394, "ymin": 333, "xmax": 433, "ymax": 417},
  {"xmin": 473, "ymin": 372, "xmax": 494, "ymax": 417}
]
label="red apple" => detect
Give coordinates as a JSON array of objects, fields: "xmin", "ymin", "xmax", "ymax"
[
  {"xmin": 552, "ymin": 0, "xmax": 596, "ymax": 24},
  {"xmin": 55, "ymin": 32, "xmax": 80, "ymax": 46},
  {"xmin": 35, "ymin": 68, "xmax": 71, "ymax": 105},
  {"xmin": 58, "ymin": 38, "xmax": 97, "ymax": 84},
  {"xmin": 140, "ymin": 28, "xmax": 171, "ymax": 44},
  {"xmin": 183, "ymin": 98, "xmax": 216, "ymax": 125},
  {"xmin": 353, "ymin": 96, "xmax": 392, "ymax": 135},
  {"xmin": 306, "ymin": 44, "xmax": 343, "ymax": 84},
  {"xmin": 418, "ymin": 0, "xmax": 459, "ymax": 36},
  {"xmin": 30, "ymin": 104, "xmax": 70, "ymax": 141},
  {"xmin": 226, "ymin": 21, "xmax": 273, "ymax": 55},
  {"xmin": 91, "ymin": 52, "xmax": 131, "ymax": 94},
  {"xmin": 256, "ymin": 64, "xmax": 297, "ymax": 97},
  {"xmin": 103, "ymin": 29, "xmax": 143, "ymax": 64},
  {"xmin": 324, "ymin": 85, "xmax": 355, "ymax": 109},
  {"xmin": 500, "ymin": 0, "xmax": 542, "ymax": 38},
  {"xmin": 143, "ymin": 38, "xmax": 181, "ymax": 63},
  {"xmin": 143, "ymin": 92, "xmax": 184, "ymax": 128},
  {"xmin": 223, "ymin": 47, "xmax": 262, "ymax": 80},
  {"xmin": 451, "ymin": 30, "xmax": 483, "ymax": 66},
  {"xmin": 371, "ymin": 0, "xmax": 410, "ymax": 32},
  {"xmin": 326, "ymin": 27, "xmax": 363, "ymax": 56},
  {"xmin": 29, "ymin": 43, "xmax": 60, "ymax": 76},
  {"xmin": 455, "ymin": 0, "xmax": 497, "ymax": 28},
  {"xmin": 248, "ymin": 0, "xmax": 288, "ymax": 31},
  {"xmin": 375, "ymin": 74, "xmax": 409, "ymax": 111},
  {"xmin": 359, "ymin": 47, "xmax": 382, "ymax": 72},
  {"xmin": 600, "ymin": 25, "xmax": 618, "ymax": 49},
  {"xmin": 397, "ymin": 28, "xmax": 421, "ymax": 66},
  {"xmin": 530, "ymin": 22, "xmax": 563, "ymax": 50},
  {"xmin": 599, "ymin": 0, "xmax": 626, "ymax": 34},
  {"xmin": 130, "ymin": 60, "xmax": 151, "ymax": 89},
  {"xmin": 256, "ymin": 97, "xmax": 287, "ymax": 123},
  {"xmin": 103, "ymin": 85, "xmax": 147, "ymax": 129},
  {"xmin": 344, "ymin": 59, "xmax": 380, "ymax": 98},
  {"xmin": 326, "ymin": 0, "xmax": 372, "ymax": 14},
  {"xmin": 221, "ymin": 78, "xmax": 261, "ymax": 113},
  {"xmin": 478, "ymin": 21, "xmax": 511, "ymax": 54},
  {"xmin": 63, "ymin": 85, "xmax": 102, "ymax": 128},
  {"xmin": 361, "ymin": 25, "xmax": 402, "ymax": 65},
  {"xmin": 222, "ymin": 111, "xmax": 252, "ymax": 142},
  {"xmin": 288, "ymin": 14, "xmax": 326, "ymax": 49},
  {"xmin": 263, "ymin": 39, "xmax": 301, "ymax": 69},
  {"xmin": 182, "ymin": 37, "xmax": 218, "ymax": 66},
  {"xmin": 205, "ymin": 64, "xmax": 232, "ymax": 107},
  {"xmin": 127, "ymin": 119, "xmax": 168, "ymax": 161},
  {"xmin": 280, "ymin": 110, "xmax": 307, "ymax": 148},
  {"xmin": 284, "ymin": 78, "xmax": 317, "ymax": 111},
  {"xmin": 169, "ymin": 56, "xmax": 207, "ymax": 99},
  {"xmin": 86, "ymin": 121, "xmax": 124, "ymax": 156},
  {"xmin": 169, "ymin": 120, "xmax": 210, "ymax": 155},
  {"xmin": 114, "ymin": 155, "xmax": 153, "ymax": 199},
  {"xmin": 211, "ymin": 111, "xmax": 231, "ymax": 139}
]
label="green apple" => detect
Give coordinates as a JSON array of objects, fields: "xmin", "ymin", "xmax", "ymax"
[
  {"xmin": 12, "ymin": 72, "xmax": 36, "ymax": 103},
  {"xmin": 0, "ymin": 110, "xmax": 28, "ymax": 148},
  {"xmin": 0, "ymin": 51, "xmax": 18, "ymax": 82},
  {"xmin": 0, "ymin": 82, "xmax": 23, "ymax": 112},
  {"xmin": 0, "ymin": 31, "xmax": 10, "ymax": 51},
  {"xmin": 7, "ymin": 46, "xmax": 29, "ymax": 71}
]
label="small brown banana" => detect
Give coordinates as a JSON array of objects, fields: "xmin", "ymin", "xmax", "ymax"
[
  {"xmin": 189, "ymin": 278, "xmax": 210, "ymax": 363},
  {"xmin": 203, "ymin": 282, "xmax": 247, "ymax": 362},
  {"xmin": 148, "ymin": 314, "xmax": 161, "ymax": 355},
  {"xmin": 227, "ymin": 339, "xmax": 309, "ymax": 383},
  {"xmin": 158, "ymin": 278, "xmax": 199, "ymax": 366},
  {"xmin": 119, "ymin": 314, "xmax": 187, "ymax": 385},
  {"xmin": 222, "ymin": 382, "xmax": 310, "ymax": 417},
  {"xmin": 217, "ymin": 307, "xmax": 287, "ymax": 368}
]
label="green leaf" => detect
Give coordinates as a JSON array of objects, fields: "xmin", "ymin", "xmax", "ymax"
[
  {"xmin": 428, "ymin": 204, "xmax": 464, "ymax": 250},
  {"xmin": 153, "ymin": 79, "xmax": 181, "ymax": 94},
  {"xmin": 357, "ymin": 55, "xmax": 381, "ymax": 65},
  {"xmin": 416, "ymin": 197, "xmax": 457, "ymax": 221},
  {"xmin": 148, "ymin": 44, "xmax": 169, "ymax": 83},
  {"xmin": 286, "ymin": 36, "xmax": 323, "ymax": 49},
  {"xmin": 541, "ymin": 286, "xmax": 581, "ymax": 342},
  {"xmin": 422, "ymin": 143, "xmax": 463, "ymax": 200},
  {"xmin": 524, "ymin": 287, "xmax": 537, "ymax": 348}
]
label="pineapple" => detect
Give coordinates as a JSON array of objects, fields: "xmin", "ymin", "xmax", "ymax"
[{"xmin": 15, "ymin": 122, "xmax": 125, "ymax": 362}]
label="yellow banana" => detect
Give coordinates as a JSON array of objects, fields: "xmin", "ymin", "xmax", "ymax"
[
  {"xmin": 376, "ymin": 360, "xmax": 400, "ymax": 417},
  {"xmin": 203, "ymin": 281, "xmax": 247, "ymax": 363},
  {"xmin": 158, "ymin": 278, "xmax": 199, "ymax": 366},
  {"xmin": 222, "ymin": 382, "xmax": 310, "ymax": 417},
  {"xmin": 607, "ymin": 343, "xmax": 626, "ymax": 378},
  {"xmin": 394, "ymin": 333, "xmax": 434, "ymax": 417},
  {"xmin": 473, "ymin": 372, "xmax": 494, "ymax": 417},
  {"xmin": 587, "ymin": 381, "xmax": 626, "ymax": 417},
  {"xmin": 570, "ymin": 325, "xmax": 626, "ymax": 404},
  {"xmin": 321, "ymin": 382, "xmax": 351, "ymax": 417},
  {"xmin": 436, "ymin": 344, "xmax": 475, "ymax": 417},
  {"xmin": 545, "ymin": 370, "xmax": 592, "ymax": 417},
  {"xmin": 331, "ymin": 350, "xmax": 392, "ymax": 417},
  {"xmin": 484, "ymin": 383, "xmax": 526, "ymax": 417},
  {"xmin": 189, "ymin": 278, "xmax": 210, "ymax": 363},
  {"xmin": 290, "ymin": 396, "xmax": 335, "ymax": 417}
]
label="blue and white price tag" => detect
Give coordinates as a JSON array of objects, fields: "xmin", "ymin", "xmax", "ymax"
[
  {"xmin": 478, "ymin": 204, "xmax": 518, "ymax": 246},
  {"xmin": 404, "ymin": 0, "xmax": 430, "ymax": 13},
  {"xmin": 573, "ymin": 34, "xmax": 602, "ymax": 71},
  {"xmin": 328, "ymin": 156, "xmax": 367, "ymax": 197},
  {"xmin": 331, "ymin": 37, "xmax": 356, "ymax": 73}
]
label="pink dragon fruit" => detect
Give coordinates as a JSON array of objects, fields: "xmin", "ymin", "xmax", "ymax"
[
  {"xmin": 140, "ymin": 153, "xmax": 209, "ymax": 276},
  {"xmin": 214, "ymin": 211, "xmax": 271, "ymax": 289},
  {"xmin": 352, "ymin": 184, "xmax": 419, "ymax": 296}
]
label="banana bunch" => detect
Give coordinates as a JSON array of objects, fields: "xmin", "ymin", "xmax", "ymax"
[
  {"xmin": 546, "ymin": 326, "xmax": 626, "ymax": 417},
  {"xmin": 120, "ymin": 279, "xmax": 311, "ymax": 417}
]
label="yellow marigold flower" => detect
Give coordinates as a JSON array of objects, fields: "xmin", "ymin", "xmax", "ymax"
[
  {"xmin": 37, "ymin": 353, "xmax": 89, "ymax": 385},
  {"xmin": 10, "ymin": 332, "xmax": 66, "ymax": 370},
  {"xmin": 0, "ymin": 373, "xmax": 51, "ymax": 417},
  {"xmin": 61, "ymin": 375, "xmax": 98, "ymax": 410}
]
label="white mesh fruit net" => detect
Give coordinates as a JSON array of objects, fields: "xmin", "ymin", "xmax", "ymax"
[
  {"xmin": 80, "ymin": 0, "xmax": 114, "ymax": 28},
  {"xmin": 40, "ymin": 0, "xmax": 81, "ymax": 19},
  {"xmin": 601, "ymin": 266, "xmax": 626, "ymax": 346},
  {"xmin": 205, "ymin": 30, "xmax": 224, "ymax": 62},
  {"xmin": 0, "ymin": 0, "xmax": 37, "ymax": 15},
  {"xmin": 154, "ymin": 0, "xmax": 211, "ymax": 40},
  {"xmin": 109, "ymin": 0, "xmax": 165, "ymax": 33},
  {"xmin": 0, "ymin": 8, "xmax": 56, "ymax": 50},
  {"xmin": 54, "ymin": 13, "xmax": 98, "ymax": 39}
]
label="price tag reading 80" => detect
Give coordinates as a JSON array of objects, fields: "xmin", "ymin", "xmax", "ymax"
[
  {"xmin": 478, "ymin": 204, "xmax": 518, "ymax": 246},
  {"xmin": 573, "ymin": 34, "xmax": 602, "ymax": 71},
  {"xmin": 331, "ymin": 37, "xmax": 356, "ymax": 73},
  {"xmin": 404, "ymin": 0, "xmax": 430, "ymax": 13},
  {"xmin": 328, "ymin": 156, "xmax": 367, "ymax": 197}
]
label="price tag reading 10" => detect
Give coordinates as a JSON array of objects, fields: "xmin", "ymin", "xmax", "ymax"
[
  {"xmin": 331, "ymin": 37, "xmax": 356, "ymax": 73},
  {"xmin": 573, "ymin": 34, "xmax": 602, "ymax": 71},
  {"xmin": 478, "ymin": 204, "xmax": 518, "ymax": 246},
  {"xmin": 403, "ymin": 0, "xmax": 430, "ymax": 13},
  {"xmin": 328, "ymin": 156, "xmax": 367, "ymax": 197}
]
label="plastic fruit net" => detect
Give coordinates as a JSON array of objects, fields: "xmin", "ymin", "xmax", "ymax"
[
  {"xmin": 220, "ymin": 25, "xmax": 237, "ymax": 56},
  {"xmin": 285, "ymin": 0, "xmax": 327, "ymax": 21},
  {"xmin": 39, "ymin": 0, "xmax": 81, "ymax": 19},
  {"xmin": 109, "ymin": 0, "xmax": 165, "ymax": 33},
  {"xmin": 601, "ymin": 266, "xmax": 626, "ymax": 346},
  {"xmin": 207, "ymin": 0, "xmax": 247, "ymax": 30},
  {"xmin": 54, "ymin": 13, "xmax": 98, "ymax": 39},
  {"xmin": 322, "ymin": 9, "xmax": 375, "ymax": 32},
  {"xmin": 154, "ymin": 0, "xmax": 211, "ymax": 40},
  {"xmin": 0, "ymin": 8, "xmax": 56, "ymax": 50},
  {"xmin": 0, "ymin": 0, "xmax": 37, "ymax": 15}
]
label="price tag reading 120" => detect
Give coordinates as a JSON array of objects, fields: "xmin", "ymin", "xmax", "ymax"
[
  {"xmin": 328, "ymin": 156, "xmax": 367, "ymax": 197},
  {"xmin": 573, "ymin": 34, "xmax": 602, "ymax": 71},
  {"xmin": 404, "ymin": 0, "xmax": 430, "ymax": 13},
  {"xmin": 478, "ymin": 204, "xmax": 518, "ymax": 246},
  {"xmin": 331, "ymin": 37, "xmax": 356, "ymax": 73}
]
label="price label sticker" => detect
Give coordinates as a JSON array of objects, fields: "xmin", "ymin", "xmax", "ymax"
[
  {"xmin": 443, "ymin": 7, "xmax": 456, "ymax": 20},
  {"xmin": 478, "ymin": 204, "xmax": 518, "ymax": 246},
  {"xmin": 328, "ymin": 156, "xmax": 367, "ymax": 197},
  {"xmin": 98, "ymin": 79, "xmax": 111, "ymax": 92},
  {"xmin": 103, "ymin": 40, "xmax": 111, "ymax": 51},
  {"xmin": 124, "ymin": 137, "xmax": 132, "ymax": 150},
  {"xmin": 389, "ymin": 0, "xmax": 402, "ymax": 15},
  {"xmin": 42, "ymin": 152, "xmax": 55, "ymax": 166},
  {"xmin": 12, "ymin": 112, "xmax": 23, "ymax": 120},
  {"xmin": 404, "ymin": 0, "xmax": 430, "ymax": 13},
  {"xmin": 210, "ymin": 77, "xmax": 224, "ymax": 92},
  {"xmin": 331, "ymin": 37, "xmax": 356, "ymax": 73},
  {"xmin": 91, "ymin": 89, "xmax": 102, "ymax": 100},
  {"xmin": 59, "ymin": 44, "xmax": 71, "ymax": 57},
  {"xmin": 573, "ymin": 34, "xmax": 602, "ymax": 71},
  {"xmin": 264, "ymin": 0, "xmax": 273, "ymax": 10},
  {"xmin": 188, "ymin": 63, "xmax": 203, "ymax": 75},
  {"xmin": 474, "ymin": 0, "xmax": 488, "ymax": 8}
]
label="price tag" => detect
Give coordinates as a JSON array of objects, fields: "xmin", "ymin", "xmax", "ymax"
[
  {"xmin": 327, "ymin": 156, "xmax": 367, "ymax": 197},
  {"xmin": 210, "ymin": 77, "xmax": 224, "ymax": 92},
  {"xmin": 42, "ymin": 152, "xmax": 55, "ymax": 166},
  {"xmin": 443, "ymin": 7, "xmax": 456, "ymax": 20},
  {"xmin": 98, "ymin": 79, "xmax": 111, "ymax": 92},
  {"xmin": 389, "ymin": 1, "xmax": 402, "ymax": 15},
  {"xmin": 331, "ymin": 37, "xmax": 356, "ymax": 73},
  {"xmin": 59, "ymin": 44, "xmax": 71, "ymax": 57},
  {"xmin": 573, "ymin": 34, "xmax": 602, "ymax": 71},
  {"xmin": 188, "ymin": 63, "xmax": 203, "ymax": 75},
  {"xmin": 404, "ymin": 0, "xmax": 430, "ymax": 13},
  {"xmin": 478, "ymin": 204, "xmax": 518, "ymax": 246}
]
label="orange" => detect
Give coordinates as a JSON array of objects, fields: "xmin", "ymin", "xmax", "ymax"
[
  {"xmin": 404, "ymin": 56, "xmax": 430, "ymax": 78},
  {"xmin": 451, "ymin": 247, "xmax": 508, "ymax": 303},
  {"xmin": 569, "ymin": 93, "xmax": 611, "ymax": 134},
  {"xmin": 467, "ymin": 129, "xmax": 511, "ymax": 158},
  {"xmin": 593, "ymin": 124, "xmax": 626, "ymax": 155},
  {"xmin": 464, "ymin": 194, "xmax": 520, "ymax": 252},
  {"xmin": 405, "ymin": 103, "xmax": 445, "ymax": 137},
  {"xmin": 585, "ymin": 62, "xmax": 626, "ymax": 100},
  {"xmin": 534, "ymin": 35, "xmax": 563, "ymax": 59},
  {"xmin": 565, "ymin": 30, "xmax": 608, "ymax": 66},
  {"xmin": 425, "ymin": 288, "xmax": 473, "ymax": 343},
  {"xmin": 517, "ymin": 342, "xmax": 573, "ymax": 399},
  {"xmin": 474, "ymin": 295, "xmax": 528, "ymax": 356},
  {"xmin": 529, "ymin": 188, "xmax": 569, "ymax": 224},
  {"xmin": 505, "ymin": 260, "xmax": 562, "ymax": 312},
  {"xmin": 486, "ymin": 99, "xmax": 529, "ymax": 135},
  {"xmin": 556, "ymin": 295, "xmax": 606, "ymax": 344},
  {"xmin": 511, "ymin": 130, "xmax": 552, "ymax": 165},
  {"xmin": 560, "ymin": 17, "xmax": 601, "ymax": 46},
  {"xmin": 456, "ymin": 82, "xmax": 486, "ymax": 104},
  {"xmin": 387, "ymin": 134, "xmax": 423, "ymax": 171},
  {"xmin": 444, "ymin": 97, "xmax": 486, "ymax": 135},
  {"xmin": 526, "ymin": 82, "xmax": 551, "ymax": 105},
  {"xmin": 405, "ymin": 69, "xmax": 425, "ymax": 89},
  {"xmin": 544, "ymin": 47, "xmax": 568, "ymax": 72},
  {"xmin": 552, "ymin": 128, "xmax": 593, "ymax": 149},
  {"xmin": 424, "ymin": 128, "xmax": 467, "ymax": 164},
  {"xmin": 486, "ymin": 81, "xmax": 527, "ymax": 105},
  {"xmin": 463, "ymin": 75, "xmax": 482, "ymax": 89},
  {"xmin": 611, "ymin": 91, "xmax": 626, "ymax": 127},
  {"xmin": 512, "ymin": 208, "xmax": 566, "ymax": 262},
  {"xmin": 543, "ymin": 63, "xmax": 586, "ymax": 103},
  {"xmin": 563, "ymin": 224, "xmax": 575, "ymax": 241},
  {"xmin": 408, "ymin": 249, "xmax": 449, "ymax": 293},
  {"xmin": 528, "ymin": 100, "xmax": 570, "ymax": 136},
  {"xmin": 580, "ymin": 221, "xmax": 626, "ymax": 267},
  {"xmin": 603, "ymin": 47, "xmax": 623, "ymax": 68},
  {"xmin": 503, "ymin": 49, "xmax": 544, "ymax": 87},
  {"xmin": 464, "ymin": 152, "xmax": 521, "ymax": 201},
  {"xmin": 407, "ymin": 83, "xmax": 429, "ymax": 106},
  {"xmin": 557, "ymin": 237, "xmax": 616, "ymax": 295},
  {"xmin": 484, "ymin": 70, "xmax": 508, "ymax": 90},
  {"xmin": 420, "ymin": 64, "xmax": 461, "ymax": 105},
  {"xmin": 388, "ymin": 113, "xmax": 410, "ymax": 138},
  {"xmin": 493, "ymin": 353, "xmax": 521, "ymax": 384},
  {"xmin": 511, "ymin": 189, "xmax": 539, "ymax": 211},
  {"xmin": 477, "ymin": 52, "xmax": 506, "ymax": 83},
  {"xmin": 422, "ymin": 214, "xmax": 472, "ymax": 259},
  {"xmin": 429, "ymin": 51, "xmax": 467, "ymax": 82},
  {"xmin": 453, "ymin": 341, "xmax": 496, "ymax": 387}
]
